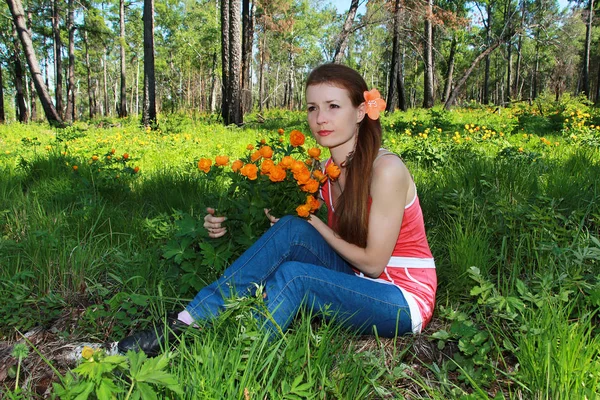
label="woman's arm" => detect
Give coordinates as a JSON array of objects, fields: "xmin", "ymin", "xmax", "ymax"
[{"xmin": 308, "ymin": 156, "xmax": 410, "ymax": 278}]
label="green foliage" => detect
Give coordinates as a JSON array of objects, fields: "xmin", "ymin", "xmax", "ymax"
[{"xmin": 53, "ymin": 347, "xmax": 182, "ymax": 399}]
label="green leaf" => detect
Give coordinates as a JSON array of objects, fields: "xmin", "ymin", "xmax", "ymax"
[{"xmin": 135, "ymin": 382, "xmax": 158, "ymax": 400}]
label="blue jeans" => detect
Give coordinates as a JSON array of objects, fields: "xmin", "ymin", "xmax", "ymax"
[{"xmin": 186, "ymin": 215, "xmax": 412, "ymax": 337}]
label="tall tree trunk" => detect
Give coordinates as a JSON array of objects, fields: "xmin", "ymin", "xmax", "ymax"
[
  {"xmin": 209, "ymin": 51, "xmax": 217, "ymax": 112},
  {"xmin": 442, "ymin": 35, "xmax": 457, "ymax": 103},
  {"xmin": 0, "ymin": 63, "xmax": 5, "ymax": 123},
  {"xmin": 332, "ymin": 0, "xmax": 359, "ymax": 63},
  {"xmin": 84, "ymin": 30, "xmax": 94, "ymax": 119},
  {"xmin": 513, "ymin": 0, "xmax": 525, "ymax": 98},
  {"xmin": 423, "ymin": 0, "xmax": 435, "ymax": 108},
  {"xmin": 52, "ymin": 0, "xmax": 63, "ymax": 119},
  {"xmin": 506, "ymin": 40, "xmax": 512, "ymax": 102},
  {"xmin": 386, "ymin": 0, "xmax": 402, "ymax": 112},
  {"xmin": 483, "ymin": 1, "xmax": 492, "ymax": 104},
  {"xmin": 142, "ymin": 0, "xmax": 156, "ymax": 127},
  {"xmin": 533, "ymin": 37, "xmax": 540, "ymax": 99},
  {"xmin": 445, "ymin": 41, "xmax": 501, "ymax": 110},
  {"xmin": 103, "ymin": 47, "xmax": 109, "ymax": 116},
  {"xmin": 241, "ymin": 0, "xmax": 253, "ymax": 113},
  {"xmin": 119, "ymin": 0, "xmax": 127, "ymax": 117},
  {"xmin": 258, "ymin": 33, "xmax": 265, "ymax": 112},
  {"xmin": 397, "ymin": 44, "xmax": 407, "ymax": 111},
  {"xmin": 582, "ymin": 0, "xmax": 594, "ymax": 98},
  {"xmin": 7, "ymin": 0, "xmax": 62, "ymax": 125},
  {"xmin": 27, "ymin": 11, "xmax": 36, "ymax": 121},
  {"xmin": 221, "ymin": 0, "xmax": 230, "ymax": 124},
  {"xmin": 228, "ymin": 0, "xmax": 242, "ymax": 125},
  {"xmin": 12, "ymin": 37, "xmax": 28, "ymax": 122},
  {"xmin": 65, "ymin": 0, "xmax": 75, "ymax": 122},
  {"xmin": 596, "ymin": 61, "xmax": 600, "ymax": 105}
]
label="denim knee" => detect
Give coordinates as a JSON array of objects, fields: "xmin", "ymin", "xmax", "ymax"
[{"xmin": 276, "ymin": 215, "xmax": 317, "ymax": 240}]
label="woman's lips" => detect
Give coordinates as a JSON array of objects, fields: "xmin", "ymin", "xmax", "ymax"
[{"xmin": 317, "ymin": 130, "xmax": 333, "ymax": 136}]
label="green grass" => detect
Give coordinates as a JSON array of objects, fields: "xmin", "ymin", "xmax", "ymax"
[{"xmin": 1, "ymin": 101, "xmax": 599, "ymax": 398}]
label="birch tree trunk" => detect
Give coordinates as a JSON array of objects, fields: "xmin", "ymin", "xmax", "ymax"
[
  {"xmin": 27, "ymin": 11, "xmax": 36, "ymax": 121},
  {"xmin": 442, "ymin": 35, "xmax": 456, "ymax": 103},
  {"xmin": 0, "ymin": 63, "xmax": 5, "ymax": 123}
]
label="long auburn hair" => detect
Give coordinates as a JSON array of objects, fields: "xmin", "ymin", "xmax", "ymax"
[{"xmin": 306, "ymin": 64, "xmax": 382, "ymax": 248}]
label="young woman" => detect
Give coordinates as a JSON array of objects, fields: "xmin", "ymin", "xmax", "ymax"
[{"xmin": 118, "ymin": 64, "xmax": 437, "ymax": 356}]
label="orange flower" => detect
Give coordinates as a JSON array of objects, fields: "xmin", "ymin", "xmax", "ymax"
[
  {"xmin": 296, "ymin": 203, "xmax": 311, "ymax": 218},
  {"xmin": 294, "ymin": 169, "xmax": 311, "ymax": 185},
  {"xmin": 251, "ymin": 151, "xmax": 262, "ymax": 162},
  {"xmin": 326, "ymin": 163, "xmax": 341, "ymax": 180},
  {"xmin": 259, "ymin": 146, "xmax": 273, "ymax": 158},
  {"xmin": 363, "ymin": 89, "xmax": 386, "ymax": 120},
  {"xmin": 313, "ymin": 170, "xmax": 327, "ymax": 183},
  {"xmin": 72, "ymin": 165, "xmax": 78, "ymax": 171},
  {"xmin": 240, "ymin": 163, "xmax": 258, "ymax": 180},
  {"xmin": 111, "ymin": 148, "xmax": 116, "ymax": 154},
  {"xmin": 305, "ymin": 158, "xmax": 313, "ymax": 165},
  {"xmin": 290, "ymin": 130, "xmax": 305, "ymax": 147},
  {"xmin": 246, "ymin": 144, "xmax": 254, "ymax": 150},
  {"xmin": 269, "ymin": 165, "xmax": 286, "ymax": 182},
  {"xmin": 302, "ymin": 179, "xmax": 320, "ymax": 193},
  {"xmin": 198, "ymin": 158, "xmax": 212, "ymax": 173},
  {"xmin": 91, "ymin": 155, "xmax": 99, "ymax": 161},
  {"xmin": 106, "ymin": 155, "xmax": 111, "ymax": 160},
  {"xmin": 308, "ymin": 147, "xmax": 321, "ymax": 159},
  {"xmin": 215, "ymin": 155, "xmax": 229, "ymax": 166},
  {"xmin": 280, "ymin": 156, "xmax": 294, "ymax": 169},
  {"xmin": 123, "ymin": 153, "xmax": 129, "ymax": 160},
  {"xmin": 306, "ymin": 195, "xmax": 321, "ymax": 212},
  {"xmin": 261, "ymin": 159, "xmax": 275, "ymax": 174},
  {"xmin": 278, "ymin": 128, "xmax": 285, "ymax": 135},
  {"xmin": 133, "ymin": 166, "xmax": 140, "ymax": 173},
  {"xmin": 291, "ymin": 160, "xmax": 308, "ymax": 174},
  {"xmin": 232, "ymin": 159, "xmax": 244, "ymax": 172},
  {"xmin": 260, "ymin": 138, "xmax": 266, "ymax": 144}
]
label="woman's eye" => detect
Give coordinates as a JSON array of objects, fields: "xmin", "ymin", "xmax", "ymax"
[
  {"xmin": 329, "ymin": 104, "xmax": 339, "ymax": 109},
  {"xmin": 307, "ymin": 106, "xmax": 316, "ymax": 112}
]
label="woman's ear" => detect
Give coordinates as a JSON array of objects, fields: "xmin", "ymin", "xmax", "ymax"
[{"xmin": 356, "ymin": 102, "xmax": 366, "ymax": 123}]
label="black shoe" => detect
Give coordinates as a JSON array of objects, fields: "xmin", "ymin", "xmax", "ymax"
[{"xmin": 117, "ymin": 317, "xmax": 188, "ymax": 356}]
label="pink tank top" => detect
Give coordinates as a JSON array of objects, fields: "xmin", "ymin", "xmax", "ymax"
[{"xmin": 321, "ymin": 157, "xmax": 437, "ymax": 332}]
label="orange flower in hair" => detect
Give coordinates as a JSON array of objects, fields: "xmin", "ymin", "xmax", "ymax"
[
  {"xmin": 215, "ymin": 155, "xmax": 229, "ymax": 166},
  {"xmin": 198, "ymin": 158, "xmax": 212, "ymax": 173},
  {"xmin": 325, "ymin": 163, "xmax": 341, "ymax": 180},
  {"xmin": 363, "ymin": 89, "xmax": 386, "ymax": 120},
  {"xmin": 290, "ymin": 130, "xmax": 305, "ymax": 147}
]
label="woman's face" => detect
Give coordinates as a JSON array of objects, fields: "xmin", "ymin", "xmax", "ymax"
[{"xmin": 306, "ymin": 83, "xmax": 365, "ymax": 153}]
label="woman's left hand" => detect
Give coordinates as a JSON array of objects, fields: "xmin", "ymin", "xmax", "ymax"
[{"xmin": 264, "ymin": 209, "xmax": 280, "ymax": 226}]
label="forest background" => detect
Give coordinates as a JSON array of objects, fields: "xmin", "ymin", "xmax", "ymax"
[{"xmin": 1, "ymin": 0, "xmax": 599, "ymax": 126}]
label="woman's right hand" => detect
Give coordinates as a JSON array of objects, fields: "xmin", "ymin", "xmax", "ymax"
[{"xmin": 204, "ymin": 207, "xmax": 227, "ymax": 238}]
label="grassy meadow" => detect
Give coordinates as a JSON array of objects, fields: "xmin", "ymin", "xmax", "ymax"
[{"xmin": 1, "ymin": 96, "xmax": 600, "ymax": 398}]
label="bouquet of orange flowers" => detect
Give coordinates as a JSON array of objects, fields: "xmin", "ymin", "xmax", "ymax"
[{"xmin": 197, "ymin": 129, "xmax": 341, "ymax": 230}]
